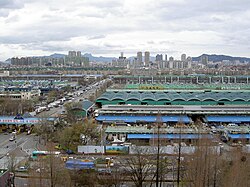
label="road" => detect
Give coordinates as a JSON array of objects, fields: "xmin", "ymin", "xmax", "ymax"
[
  {"xmin": 0, "ymin": 79, "xmax": 110, "ymax": 165},
  {"xmin": 0, "ymin": 133, "xmax": 38, "ymax": 169},
  {"xmin": 37, "ymin": 78, "xmax": 111, "ymax": 118}
]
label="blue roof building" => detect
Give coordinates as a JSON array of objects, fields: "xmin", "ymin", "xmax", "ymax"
[
  {"xmin": 96, "ymin": 115, "xmax": 190, "ymax": 124},
  {"xmin": 206, "ymin": 116, "xmax": 250, "ymax": 123}
]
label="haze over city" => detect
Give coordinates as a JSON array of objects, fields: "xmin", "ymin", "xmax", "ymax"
[{"xmin": 1, "ymin": 0, "xmax": 250, "ymax": 61}]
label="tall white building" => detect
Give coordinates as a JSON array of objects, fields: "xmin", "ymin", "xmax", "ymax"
[{"xmin": 169, "ymin": 61, "xmax": 174, "ymax": 69}]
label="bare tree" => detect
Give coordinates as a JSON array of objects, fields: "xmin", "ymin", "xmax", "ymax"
[
  {"xmin": 28, "ymin": 143, "xmax": 71, "ymax": 187},
  {"xmin": 97, "ymin": 167, "xmax": 125, "ymax": 187},
  {"xmin": 183, "ymin": 138, "xmax": 221, "ymax": 187},
  {"xmin": 120, "ymin": 147, "xmax": 155, "ymax": 187},
  {"xmin": 7, "ymin": 153, "xmax": 16, "ymax": 187},
  {"xmin": 218, "ymin": 150, "xmax": 250, "ymax": 187}
]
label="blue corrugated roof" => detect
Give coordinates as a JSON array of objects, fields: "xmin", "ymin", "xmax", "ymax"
[
  {"xmin": 127, "ymin": 133, "xmax": 212, "ymax": 139},
  {"xmin": 96, "ymin": 115, "xmax": 190, "ymax": 123},
  {"xmin": 206, "ymin": 116, "xmax": 250, "ymax": 123},
  {"xmin": 228, "ymin": 133, "xmax": 250, "ymax": 139}
]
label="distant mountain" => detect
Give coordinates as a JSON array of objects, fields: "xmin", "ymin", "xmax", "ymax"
[
  {"xmin": 49, "ymin": 53, "xmax": 66, "ymax": 58},
  {"xmin": 5, "ymin": 58, "xmax": 11, "ymax": 62},
  {"xmin": 0, "ymin": 61, "xmax": 11, "ymax": 66},
  {"xmin": 6, "ymin": 53, "xmax": 250, "ymax": 63},
  {"xmin": 192, "ymin": 54, "xmax": 250, "ymax": 63},
  {"xmin": 83, "ymin": 53, "xmax": 116, "ymax": 62}
]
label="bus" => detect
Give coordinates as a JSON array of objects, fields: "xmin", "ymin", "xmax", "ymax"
[{"xmin": 32, "ymin": 151, "xmax": 60, "ymax": 159}]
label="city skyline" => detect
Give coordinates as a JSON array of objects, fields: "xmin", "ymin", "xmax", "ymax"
[{"xmin": 1, "ymin": 0, "xmax": 250, "ymax": 61}]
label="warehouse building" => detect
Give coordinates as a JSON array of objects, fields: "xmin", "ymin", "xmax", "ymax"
[{"xmin": 96, "ymin": 90, "xmax": 250, "ymax": 107}]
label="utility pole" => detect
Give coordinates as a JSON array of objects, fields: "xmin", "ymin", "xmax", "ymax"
[
  {"xmin": 156, "ymin": 113, "xmax": 162, "ymax": 187},
  {"xmin": 177, "ymin": 115, "xmax": 183, "ymax": 187}
]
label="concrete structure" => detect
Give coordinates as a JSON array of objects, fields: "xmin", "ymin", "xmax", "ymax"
[
  {"xmin": 158, "ymin": 60, "xmax": 167, "ymax": 69},
  {"xmin": 181, "ymin": 54, "xmax": 186, "ymax": 61},
  {"xmin": 0, "ymin": 88, "xmax": 41, "ymax": 100},
  {"xmin": 169, "ymin": 56, "xmax": 174, "ymax": 61},
  {"xmin": 77, "ymin": 51, "xmax": 81, "ymax": 57},
  {"xmin": 1, "ymin": 74, "xmax": 103, "ymax": 82},
  {"xmin": 144, "ymin": 51, "xmax": 150, "ymax": 66},
  {"xmin": 201, "ymin": 55, "xmax": 208, "ymax": 65},
  {"xmin": 112, "ymin": 52, "xmax": 130, "ymax": 67},
  {"xmin": 112, "ymin": 75, "xmax": 250, "ymax": 85},
  {"xmin": 0, "ymin": 71, "xmax": 10, "ymax": 77},
  {"xmin": 137, "ymin": 52, "xmax": 143, "ymax": 66},
  {"xmin": 187, "ymin": 56, "xmax": 192, "ymax": 62},
  {"xmin": 156, "ymin": 54, "xmax": 163, "ymax": 62},
  {"xmin": 66, "ymin": 51, "xmax": 89, "ymax": 67},
  {"xmin": 11, "ymin": 57, "xmax": 65, "ymax": 66},
  {"xmin": 68, "ymin": 51, "xmax": 77, "ymax": 57}
]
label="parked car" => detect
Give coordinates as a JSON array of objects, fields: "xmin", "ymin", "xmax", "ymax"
[{"xmin": 16, "ymin": 166, "xmax": 28, "ymax": 172}]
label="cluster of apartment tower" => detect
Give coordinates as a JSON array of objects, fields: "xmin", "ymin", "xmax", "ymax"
[{"xmin": 112, "ymin": 52, "xmax": 193, "ymax": 69}]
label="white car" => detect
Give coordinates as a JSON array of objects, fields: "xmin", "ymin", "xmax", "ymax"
[{"xmin": 9, "ymin": 136, "xmax": 16, "ymax": 141}]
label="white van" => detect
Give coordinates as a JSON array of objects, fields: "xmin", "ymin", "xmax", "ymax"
[{"xmin": 228, "ymin": 123, "xmax": 238, "ymax": 127}]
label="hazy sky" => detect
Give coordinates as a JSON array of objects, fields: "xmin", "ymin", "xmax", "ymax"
[{"xmin": 0, "ymin": 0, "xmax": 250, "ymax": 61}]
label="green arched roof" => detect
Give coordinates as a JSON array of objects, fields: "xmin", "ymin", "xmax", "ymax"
[{"xmin": 96, "ymin": 90, "xmax": 250, "ymax": 103}]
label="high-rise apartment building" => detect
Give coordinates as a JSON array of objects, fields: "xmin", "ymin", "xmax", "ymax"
[
  {"xmin": 201, "ymin": 55, "xmax": 208, "ymax": 65},
  {"xmin": 67, "ymin": 50, "xmax": 89, "ymax": 67},
  {"xmin": 112, "ymin": 52, "xmax": 129, "ymax": 67},
  {"xmin": 120, "ymin": 52, "xmax": 124, "ymax": 58},
  {"xmin": 181, "ymin": 54, "xmax": 186, "ymax": 61},
  {"xmin": 77, "ymin": 51, "xmax": 81, "ymax": 57},
  {"xmin": 144, "ymin": 51, "xmax": 150, "ymax": 66},
  {"xmin": 68, "ymin": 51, "xmax": 77, "ymax": 57},
  {"xmin": 187, "ymin": 56, "xmax": 192, "ymax": 68},
  {"xmin": 137, "ymin": 52, "xmax": 143, "ymax": 65},
  {"xmin": 187, "ymin": 56, "xmax": 192, "ymax": 62},
  {"xmin": 169, "ymin": 56, "xmax": 174, "ymax": 61},
  {"xmin": 156, "ymin": 54, "xmax": 163, "ymax": 62},
  {"xmin": 165, "ymin": 54, "xmax": 168, "ymax": 61}
]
